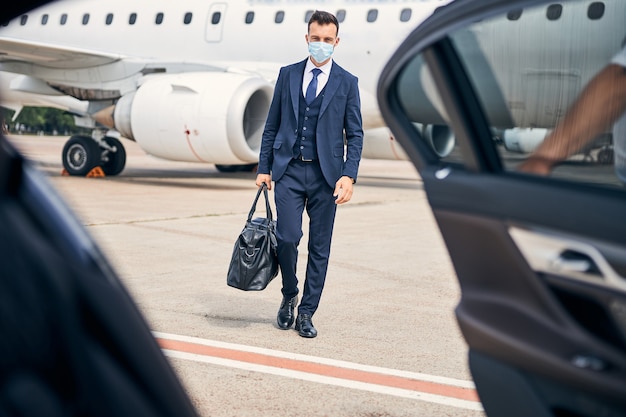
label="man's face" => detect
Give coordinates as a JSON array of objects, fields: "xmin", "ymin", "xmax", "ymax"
[{"xmin": 306, "ymin": 21, "xmax": 339, "ymax": 49}]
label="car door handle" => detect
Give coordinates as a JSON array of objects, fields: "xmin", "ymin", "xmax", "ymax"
[
  {"xmin": 549, "ymin": 249, "xmax": 601, "ymax": 276},
  {"xmin": 550, "ymin": 257, "xmax": 592, "ymax": 274},
  {"xmin": 509, "ymin": 227, "xmax": 626, "ymax": 291}
]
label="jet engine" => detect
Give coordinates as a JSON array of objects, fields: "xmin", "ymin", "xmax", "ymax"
[
  {"xmin": 361, "ymin": 124, "xmax": 455, "ymax": 161},
  {"xmin": 502, "ymin": 128, "xmax": 549, "ymax": 153},
  {"xmin": 113, "ymin": 72, "xmax": 273, "ymax": 164},
  {"xmin": 361, "ymin": 127, "xmax": 408, "ymax": 160},
  {"xmin": 421, "ymin": 124, "xmax": 455, "ymax": 158}
]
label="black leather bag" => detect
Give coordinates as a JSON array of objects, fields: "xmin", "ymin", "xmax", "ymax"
[{"xmin": 227, "ymin": 184, "xmax": 279, "ymax": 291}]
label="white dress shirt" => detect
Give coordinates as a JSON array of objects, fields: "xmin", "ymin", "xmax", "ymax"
[{"xmin": 302, "ymin": 57, "xmax": 333, "ymax": 99}]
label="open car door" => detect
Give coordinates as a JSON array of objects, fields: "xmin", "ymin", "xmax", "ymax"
[{"xmin": 378, "ymin": 0, "xmax": 626, "ymax": 416}]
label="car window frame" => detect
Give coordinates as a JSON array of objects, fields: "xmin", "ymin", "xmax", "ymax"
[{"xmin": 423, "ymin": 39, "xmax": 502, "ymax": 173}]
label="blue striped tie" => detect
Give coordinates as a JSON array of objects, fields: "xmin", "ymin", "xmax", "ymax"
[{"xmin": 305, "ymin": 68, "xmax": 322, "ymax": 104}]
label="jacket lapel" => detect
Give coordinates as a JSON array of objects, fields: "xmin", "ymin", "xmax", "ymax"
[
  {"xmin": 289, "ymin": 60, "xmax": 307, "ymax": 123},
  {"xmin": 319, "ymin": 62, "xmax": 342, "ymax": 119}
]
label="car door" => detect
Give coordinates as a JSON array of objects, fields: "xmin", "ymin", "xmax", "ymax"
[{"xmin": 378, "ymin": 0, "xmax": 626, "ymax": 416}]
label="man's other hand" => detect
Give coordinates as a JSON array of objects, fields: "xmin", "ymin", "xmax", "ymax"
[{"xmin": 333, "ymin": 176, "xmax": 354, "ymax": 204}]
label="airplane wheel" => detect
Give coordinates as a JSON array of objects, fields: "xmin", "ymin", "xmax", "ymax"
[
  {"xmin": 215, "ymin": 163, "xmax": 258, "ymax": 173},
  {"xmin": 100, "ymin": 136, "xmax": 126, "ymax": 176},
  {"xmin": 597, "ymin": 147, "xmax": 614, "ymax": 165},
  {"xmin": 62, "ymin": 135, "xmax": 101, "ymax": 176}
]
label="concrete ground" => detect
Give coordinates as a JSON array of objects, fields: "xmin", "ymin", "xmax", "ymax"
[{"xmin": 9, "ymin": 134, "xmax": 485, "ymax": 417}]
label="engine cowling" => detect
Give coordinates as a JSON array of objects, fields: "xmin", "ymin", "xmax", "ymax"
[
  {"xmin": 361, "ymin": 127, "xmax": 408, "ymax": 160},
  {"xmin": 503, "ymin": 128, "xmax": 549, "ymax": 153},
  {"xmin": 421, "ymin": 124, "xmax": 455, "ymax": 158},
  {"xmin": 113, "ymin": 73, "xmax": 273, "ymax": 164},
  {"xmin": 361, "ymin": 124, "xmax": 456, "ymax": 160}
]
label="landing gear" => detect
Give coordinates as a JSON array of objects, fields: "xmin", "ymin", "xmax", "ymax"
[
  {"xmin": 100, "ymin": 136, "xmax": 126, "ymax": 176},
  {"xmin": 62, "ymin": 135, "xmax": 101, "ymax": 176},
  {"xmin": 61, "ymin": 134, "xmax": 127, "ymax": 176},
  {"xmin": 597, "ymin": 146, "xmax": 614, "ymax": 165}
]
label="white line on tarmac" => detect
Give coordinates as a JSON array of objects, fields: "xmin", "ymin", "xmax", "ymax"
[{"xmin": 155, "ymin": 331, "xmax": 483, "ymax": 412}]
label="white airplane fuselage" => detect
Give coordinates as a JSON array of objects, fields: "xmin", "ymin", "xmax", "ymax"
[{"xmin": 1, "ymin": 0, "xmax": 451, "ymax": 171}]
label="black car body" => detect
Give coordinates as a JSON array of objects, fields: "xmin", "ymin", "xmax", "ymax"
[{"xmin": 0, "ymin": 2, "xmax": 199, "ymax": 416}]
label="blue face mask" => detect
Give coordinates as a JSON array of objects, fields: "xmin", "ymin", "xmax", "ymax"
[{"xmin": 308, "ymin": 42, "xmax": 334, "ymax": 64}]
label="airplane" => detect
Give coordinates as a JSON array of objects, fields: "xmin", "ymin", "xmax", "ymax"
[{"xmin": 0, "ymin": 0, "xmax": 456, "ymax": 176}]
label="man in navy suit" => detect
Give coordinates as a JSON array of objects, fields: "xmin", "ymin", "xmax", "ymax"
[{"xmin": 256, "ymin": 10, "xmax": 363, "ymax": 338}]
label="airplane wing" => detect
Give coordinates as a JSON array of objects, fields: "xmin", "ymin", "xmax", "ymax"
[
  {"xmin": 0, "ymin": 36, "xmax": 278, "ymax": 173},
  {"xmin": 0, "ymin": 37, "xmax": 140, "ymax": 100},
  {"xmin": 0, "ymin": 37, "xmax": 267, "ymax": 76},
  {"xmin": 0, "ymin": 37, "xmax": 123, "ymax": 69},
  {"xmin": 0, "ymin": 40, "xmax": 240, "ymax": 111}
]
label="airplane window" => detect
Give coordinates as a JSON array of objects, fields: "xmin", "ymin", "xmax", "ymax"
[
  {"xmin": 367, "ymin": 9, "xmax": 378, "ymax": 23},
  {"xmin": 400, "ymin": 8, "xmax": 412, "ymax": 22},
  {"xmin": 245, "ymin": 11, "xmax": 254, "ymax": 24},
  {"xmin": 129, "ymin": 13, "xmax": 137, "ymax": 25},
  {"xmin": 336, "ymin": 9, "xmax": 346, "ymax": 23},
  {"xmin": 60, "ymin": 14, "xmax": 67, "ymax": 25},
  {"xmin": 507, "ymin": 9, "xmax": 523, "ymax": 20},
  {"xmin": 41, "ymin": 14, "xmax": 48, "ymax": 25},
  {"xmin": 155, "ymin": 13, "xmax": 164, "ymax": 25},
  {"xmin": 20, "ymin": 15, "xmax": 28, "ymax": 26},
  {"xmin": 184, "ymin": 12, "xmax": 193, "ymax": 25},
  {"xmin": 210, "ymin": 12, "xmax": 219, "ymax": 25},
  {"xmin": 275, "ymin": 11, "xmax": 284, "ymax": 24},
  {"xmin": 305, "ymin": 10, "xmax": 314, "ymax": 23},
  {"xmin": 105, "ymin": 13, "xmax": 113, "ymax": 25},
  {"xmin": 82, "ymin": 14, "xmax": 89, "ymax": 25},
  {"xmin": 588, "ymin": 2, "xmax": 605, "ymax": 20},
  {"xmin": 546, "ymin": 4, "xmax": 563, "ymax": 20}
]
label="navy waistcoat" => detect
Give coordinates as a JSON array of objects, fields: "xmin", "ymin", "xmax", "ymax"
[{"xmin": 293, "ymin": 86, "xmax": 325, "ymax": 160}]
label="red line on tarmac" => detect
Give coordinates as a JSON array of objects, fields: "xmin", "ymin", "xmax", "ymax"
[{"xmin": 156, "ymin": 337, "xmax": 479, "ymax": 403}]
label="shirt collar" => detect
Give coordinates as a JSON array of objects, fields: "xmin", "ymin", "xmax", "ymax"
[{"xmin": 305, "ymin": 57, "xmax": 333, "ymax": 75}]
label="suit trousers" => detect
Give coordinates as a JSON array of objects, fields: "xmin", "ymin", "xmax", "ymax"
[{"xmin": 274, "ymin": 158, "xmax": 337, "ymax": 317}]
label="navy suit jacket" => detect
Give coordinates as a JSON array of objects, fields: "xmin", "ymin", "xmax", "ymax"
[{"xmin": 258, "ymin": 59, "xmax": 363, "ymax": 188}]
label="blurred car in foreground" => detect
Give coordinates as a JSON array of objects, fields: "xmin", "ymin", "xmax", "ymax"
[
  {"xmin": 0, "ymin": 2, "xmax": 199, "ymax": 416},
  {"xmin": 378, "ymin": 0, "xmax": 626, "ymax": 416}
]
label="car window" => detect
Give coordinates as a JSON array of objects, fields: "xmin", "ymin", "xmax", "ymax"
[
  {"xmin": 395, "ymin": 54, "xmax": 464, "ymax": 166},
  {"xmin": 397, "ymin": 0, "xmax": 626, "ymax": 190}
]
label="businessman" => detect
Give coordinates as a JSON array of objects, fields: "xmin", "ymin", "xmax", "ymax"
[{"xmin": 255, "ymin": 10, "xmax": 363, "ymax": 338}]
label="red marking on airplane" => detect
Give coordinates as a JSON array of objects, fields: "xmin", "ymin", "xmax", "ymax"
[{"xmin": 183, "ymin": 125, "xmax": 207, "ymax": 162}]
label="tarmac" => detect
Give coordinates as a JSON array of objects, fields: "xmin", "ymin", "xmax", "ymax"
[{"xmin": 9, "ymin": 134, "xmax": 486, "ymax": 417}]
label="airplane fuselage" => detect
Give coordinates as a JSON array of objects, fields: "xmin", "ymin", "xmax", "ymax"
[{"xmin": 0, "ymin": 0, "xmax": 447, "ymax": 126}]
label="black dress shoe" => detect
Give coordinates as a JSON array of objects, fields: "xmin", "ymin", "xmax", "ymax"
[
  {"xmin": 295, "ymin": 314, "xmax": 317, "ymax": 338},
  {"xmin": 277, "ymin": 295, "xmax": 298, "ymax": 329}
]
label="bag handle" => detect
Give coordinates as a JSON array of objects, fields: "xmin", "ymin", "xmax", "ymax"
[{"xmin": 247, "ymin": 183, "xmax": 273, "ymax": 222}]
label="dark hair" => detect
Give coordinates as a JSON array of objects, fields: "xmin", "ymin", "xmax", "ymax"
[{"xmin": 308, "ymin": 10, "xmax": 339, "ymax": 36}]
